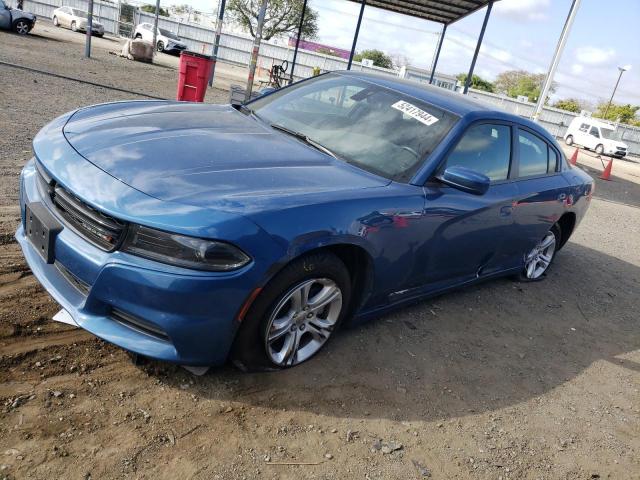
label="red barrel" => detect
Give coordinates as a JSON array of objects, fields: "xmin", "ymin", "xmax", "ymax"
[{"xmin": 176, "ymin": 51, "xmax": 214, "ymax": 102}]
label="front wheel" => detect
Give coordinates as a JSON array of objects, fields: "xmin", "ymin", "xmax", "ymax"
[
  {"xmin": 53, "ymin": 15, "xmax": 59, "ymax": 27},
  {"xmin": 231, "ymin": 252, "xmax": 351, "ymax": 371},
  {"xmin": 517, "ymin": 225, "xmax": 560, "ymax": 282},
  {"xmin": 70, "ymin": 20, "xmax": 77, "ymax": 32},
  {"xmin": 565, "ymin": 135, "xmax": 573, "ymax": 146},
  {"xmin": 156, "ymin": 40, "xmax": 164, "ymax": 52},
  {"xmin": 595, "ymin": 144, "xmax": 604, "ymax": 155},
  {"xmin": 13, "ymin": 19, "xmax": 30, "ymax": 35}
]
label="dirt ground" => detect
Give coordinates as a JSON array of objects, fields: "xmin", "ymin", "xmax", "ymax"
[{"xmin": 1, "ymin": 25, "xmax": 640, "ymax": 480}]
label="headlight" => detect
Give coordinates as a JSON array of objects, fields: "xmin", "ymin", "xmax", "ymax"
[{"xmin": 122, "ymin": 225, "xmax": 251, "ymax": 271}]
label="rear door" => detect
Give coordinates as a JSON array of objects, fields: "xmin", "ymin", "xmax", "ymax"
[
  {"xmin": 512, "ymin": 126, "xmax": 570, "ymax": 256},
  {"xmin": 419, "ymin": 121, "xmax": 521, "ymax": 287}
]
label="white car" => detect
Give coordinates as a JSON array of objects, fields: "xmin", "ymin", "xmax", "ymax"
[
  {"xmin": 52, "ymin": 6, "xmax": 104, "ymax": 37},
  {"xmin": 564, "ymin": 117, "xmax": 628, "ymax": 158},
  {"xmin": 133, "ymin": 22, "xmax": 187, "ymax": 54}
]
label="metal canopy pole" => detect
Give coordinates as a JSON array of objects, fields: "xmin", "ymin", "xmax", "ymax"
[
  {"xmin": 289, "ymin": 0, "xmax": 307, "ymax": 84},
  {"xmin": 532, "ymin": 0, "xmax": 581, "ymax": 121},
  {"xmin": 347, "ymin": 0, "xmax": 366, "ymax": 70},
  {"xmin": 84, "ymin": 0, "xmax": 94, "ymax": 58},
  {"xmin": 429, "ymin": 23, "xmax": 446, "ymax": 85},
  {"xmin": 151, "ymin": 0, "xmax": 161, "ymax": 59},
  {"xmin": 463, "ymin": 0, "xmax": 493, "ymax": 94},
  {"xmin": 245, "ymin": 0, "xmax": 268, "ymax": 101},
  {"xmin": 209, "ymin": 0, "xmax": 227, "ymax": 86}
]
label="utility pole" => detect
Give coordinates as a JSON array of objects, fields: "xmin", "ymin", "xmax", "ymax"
[
  {"xmin": 84, "ymin": 0, "xmax": 94, "ymax": 57},
  {"xmin": 245, "ymin": 0, "xmax": 268, "ymax": 102},
  {"xmin": 151, "ymin": 0, "xmax": 161, "ymax": 59},
  {"xmin": 532, "ymin": 0, "xmax": 581, "ymax": 122}
]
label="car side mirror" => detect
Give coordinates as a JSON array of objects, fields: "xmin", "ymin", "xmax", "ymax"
[{"xmin": 437, "ymin": 166, "xmax": 490, "ymax": 195}]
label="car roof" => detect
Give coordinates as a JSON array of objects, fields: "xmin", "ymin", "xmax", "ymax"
[{"xmin": 334, "ymin": 71, "xmax": 556, "ymax": 141}]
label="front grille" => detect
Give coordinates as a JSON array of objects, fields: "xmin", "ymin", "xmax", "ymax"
[{"xmin": 35, "ymin": 161, "xmax": 126, "ymax": 251}]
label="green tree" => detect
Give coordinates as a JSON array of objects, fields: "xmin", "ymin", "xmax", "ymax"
[
  {"xmin": 141, "ymin": 4, "xmax": 169, "ymax": 16},
  {"xmin": 228, "ymin": 0, "xmax": 318, "ymax": 41},
  {"xmin": 353, "ymin": 49, "xmax": 393, "ymax": 69},
  {"xmin": 456, "ymin": 73, "xmax": 494, "ymax": 93},
  {"xmin": 593, "ymin": 102, "xmax": 639, "ymax": 124},
  {"xmin": 494, "ymin": 70, "xmax": 555, "ymax": 102},
  {"xmin": 552, "ymin": 98, "xmax": 583, "ymax": 113}
]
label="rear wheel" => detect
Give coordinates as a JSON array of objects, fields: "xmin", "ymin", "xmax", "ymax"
[
  {"xmin": 517, "ymin": 224, "xmax": 560, "ymax": 282},
  {"xmin": 231, "ymin": 252, "xmax": 351, "ymax": 371},
  {"xmin": 135, "ymin": 33, "xmax": 142, "ymax": 39},
  {"xmin": 53, "ymin": 16, "xmax": 59, "ymax": 27},
  {"xmin": 13, "ymin": 19, "xmax": 30, "ymax": 35},
  {"xmin": 565, "ymin": 135, "xmax": 573, "ymax": 146},
  {"xmin": 595, "ymin": 144, "xmax": 604, "ymax": 155}
]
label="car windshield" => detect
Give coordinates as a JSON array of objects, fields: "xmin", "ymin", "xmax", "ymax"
[
  {"xmin": 600, "ymin": 128, "xmax": 622, "ymax": 141},
  {"xmin": 72, "ymin": 9, "xmax": 88, "ymax": 18},
  {"xmin": 159, "ymin": 28, "xmax": 179, "ymax": 40},
  {"xmin": 247, "ymin": 74, "xmax": 459, "ymax": 181}
]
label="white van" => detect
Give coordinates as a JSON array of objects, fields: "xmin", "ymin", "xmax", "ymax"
[{"xmin": 564, "ymin": 117, "xmax": 628, "ymax": 158}]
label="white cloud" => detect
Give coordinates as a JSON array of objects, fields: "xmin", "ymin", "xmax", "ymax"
[
  {"xmin": 575, "ymin": 46, "xmax": 616, "ymax": 66},
  {"xmin": 495, "ymin": 0, "xmax": 551, "ymax": 21},
  {"xmin": 571, "ymin": 64, "xmax": 584, "ymax": 75}
]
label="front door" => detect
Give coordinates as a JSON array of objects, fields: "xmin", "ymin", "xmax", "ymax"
[
  {"xmin": 418, "ymin": 122, "xmax": 520, "ymax": 288},
  {"xmin": 0, "ymin": 0, "xmax": 12, "ymax": 30}
]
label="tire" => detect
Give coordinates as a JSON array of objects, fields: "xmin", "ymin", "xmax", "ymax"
[
  {"xmin": 231, "ymin": 251, "xmax": 351, "ymax": 371},
  {"xmin": 13, "ymin": 19, "xmax": 30, "ymax": 35},
  {"xmin": 70, "ymin": 20, "xmax": 77, "ymax": 32},
  {"xmin": 565, "ymin": 135, "xmax": 573, "ymax": 146},
  {"xmin": 595, "ymin": 144, "xmax": 604, "ymax": 155},
  {"xmin": 156, "ymin": 40, "xmax": 164, "ymax": 52},
  {"xmin": 53, "ymin": 16, "xmax": 59, "ymax": 27},
  {"xmin": 516, "ymin": 224, "xmax": 561, "ymax": 282},
  {"xmin": 95, "ymin": 33, "xmax": 103, "ymax": 38}
]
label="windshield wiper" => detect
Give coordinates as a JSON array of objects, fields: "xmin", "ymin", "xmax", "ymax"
[{"xmin": 270, "ymin": 123, "xmax": 339, "ymax": 159}]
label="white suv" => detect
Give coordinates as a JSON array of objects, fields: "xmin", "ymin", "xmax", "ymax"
[
  {"xmin": 564, "ymin": 117, "xmax": 628, "ymax": 158},
  {"xmin": 133, "ymin": 22, "xmax": 187, "ymax": 54}
]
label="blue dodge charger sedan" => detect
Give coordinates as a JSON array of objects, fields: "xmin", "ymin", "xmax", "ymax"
[{"xmin": 17, "ymin": 72, "xmax": 593, "ymax": 369}]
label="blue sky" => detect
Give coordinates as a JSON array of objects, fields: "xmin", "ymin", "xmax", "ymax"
[{"xmin": 186, "ymin": 0, "xmax": 640, "ymax": 106}]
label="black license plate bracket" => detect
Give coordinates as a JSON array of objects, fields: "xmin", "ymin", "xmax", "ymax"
[{"xmin": 25, "ymin": 202, "xmax": 62, "ymax": 264}]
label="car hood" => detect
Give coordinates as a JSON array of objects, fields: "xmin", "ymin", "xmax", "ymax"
[{"xmin": 61, "ymin": 101, "xmax": 389, "ymax": 213}]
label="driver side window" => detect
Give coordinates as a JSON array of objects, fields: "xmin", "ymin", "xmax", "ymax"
[{"xmin": 443, "ymin": 124, "xmax": 512, "ymax": 182}]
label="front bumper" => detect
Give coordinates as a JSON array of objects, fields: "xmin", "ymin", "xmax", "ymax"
[{"xmin": 17, "ymin": 160, "xmax": 258, "ymax": 366}]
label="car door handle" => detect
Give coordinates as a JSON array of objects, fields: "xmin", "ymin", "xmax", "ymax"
[{"xmin": 500, "ymin": 205, "xmax": 513, "ymax": 217}]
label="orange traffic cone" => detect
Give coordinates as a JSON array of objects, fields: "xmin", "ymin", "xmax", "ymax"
[
  {"xmin": 600, "ymin": 158, "xmax": 613, "ymax": 181},
  {"xmin": 569, "ymin": 147, "xmax": 579, "ymax": 166}
]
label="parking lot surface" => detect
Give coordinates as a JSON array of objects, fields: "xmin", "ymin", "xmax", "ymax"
[{"xmin": 1, "ymin": 26, "xmax": 639, "ymax": 480}]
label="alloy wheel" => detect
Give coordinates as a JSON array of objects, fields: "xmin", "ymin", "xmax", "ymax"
[
  {"xmin": 15, "ymin": 20, "xmax": 29, "ymax": 34},
  {"xmin": 265, "ymin": 278, "xmax": 342, "ymax": 367},
  {"xmin": 524, "ymin": 231, "xmax": 556, "ymax": 279}
]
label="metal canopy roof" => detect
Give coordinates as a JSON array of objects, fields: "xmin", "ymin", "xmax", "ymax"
[{"xmin": 346, "ymin": 0, "xmax": 497, "ymax": 25}]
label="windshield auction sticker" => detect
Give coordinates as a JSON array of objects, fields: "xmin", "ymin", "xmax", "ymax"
[{"xmin": 391, "ymin": 101, "xmax": 439, "ymax": 126}]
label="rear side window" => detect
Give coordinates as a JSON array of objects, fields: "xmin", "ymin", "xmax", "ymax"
[
  {"xmin": 579, "ymin": 123, "xmax": 589, "ymax": 132},
  {"xmin": 518, "ymin": 130, "xmax": 557, "ymax": 177},
  {"xmin": 444, "ymin": 124, "xmax": 511, "ymax": 182}
]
